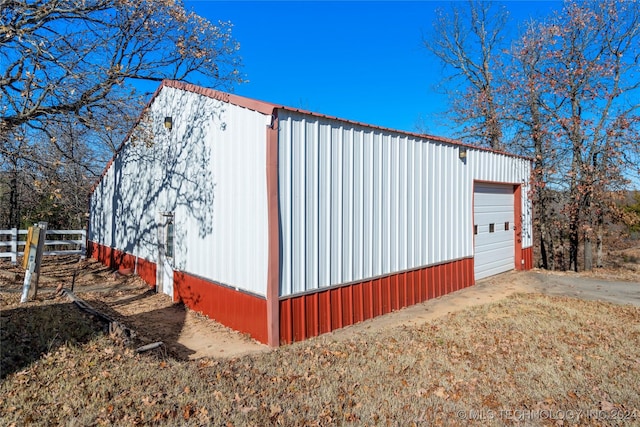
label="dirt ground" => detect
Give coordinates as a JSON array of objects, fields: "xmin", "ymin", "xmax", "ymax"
[
  {"xmin": 1, "ymin": 247, "xmax": 638, "ymax": 359},
  {"xmin": 0, "ymin": 256, "xmax": 268, "ymax": 360}
]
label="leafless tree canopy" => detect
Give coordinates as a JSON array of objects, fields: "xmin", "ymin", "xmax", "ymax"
[
  {"xmin": 0, "ymin": 0, "xmax": 243, "ymax": 228},
  {"xmin": 426, "ymin": 0, "xmax": 640, "ymax": 271},
  {"xmin": 424, "ymin": 0, "xmax": 509, "ymax": 149},
  {"xmin": 1, "ymin": 0, "xmax": 242, "ymax": 132}
]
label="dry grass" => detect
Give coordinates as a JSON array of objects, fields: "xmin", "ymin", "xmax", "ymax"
[{"xmin": 1, "ymin": 292, "xmax": 639, "ymax": 426}]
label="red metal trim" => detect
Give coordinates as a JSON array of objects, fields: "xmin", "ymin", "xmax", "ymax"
[
  {"xmin": 174, "ymin": 270, "xmax": 268, "ymax": 344},
  {"xmin": 164, "ymin": 81, "xmax": 532, "ymax": 161},
  {"xmin": 467, "ymin": 258, "xmax": 475, "ymax": 286},
  {"xmin": 330, "ymin": 288, "xmax": 342, "ymax": 330},
  {"xmin": 278, "ymin": 106, "xmax": 532, "ymax": 162},
  {"xmin": 342, "ymin": 286, "xmax": 353, "ymax": 326},
  {"xmin": 89, "ymin": 241, "xmax": 156, "ymax": 287},
  {"xmin": 265, "ymin": 111, "xmax": 281, "ymax": 347},
  {"xmin": 522, "ymin": 247, "xmax": 533, "ymax": 270},
  {"xmin": 306, "ymin": 293, "xmax": 319, "ymax": 338},
  {"xmin": 162, "ymin": 80, "xmax": 276, "ymax": 116},
  {"xmin": 136, "ymin": 257, "xmax": 156, "ymax": 287},
  {"xmin": 388, "ymin": 275, "xmax": 396, "ymax": 312},
  {"xmin": 319, "ymin": 292, "xmax": 331, "ymax": 334},
  {"xmin": 377, "ymin": 277, "xmax": 386, "ymax": 314},
  {"xmin": 514, "ymin": 185, "xmax": 524, "ymax": 271},
  {"xmin": 91, "ymin": 241, "xmax": 270, "ymax": 342},
  {"xmin": 407, "ymin": 271, "xmax": 415, "ymax": 306},
  {"xmin": 451, "ymin": 263, "xmax": 457, "ymax": 293},
  {"xmin": 363, "ymin": 280, "xmax": 373, "ymax": 320},
  {"xmin": 278, "ymin": 258, "xmax": 474, "ymax": 344},
  {"xmin": 280, "ymin": 299, "xmax": 292, "ymax": 344},
  {"xmin": 353, "ymin": 283, "xmax": 364, "ymax": 323},
  {"xmin": 292, "ymin": 297, "xmax": 305, "ymax": 342}
]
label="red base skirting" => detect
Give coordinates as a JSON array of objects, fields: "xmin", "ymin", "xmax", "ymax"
[
  {"xmin": 88, "ymin": 241, "xmax": 267, "ymax": 344},
  {"xmin": 521, "ymin": 247, "xmax": 533, "ymax": 270},
  {"xmin": 88, "ymin": 241, "xmax": 531, "ymax": 346},
  {"xmin": 174, "ymin": 271, "xmax": 268, "ymax": 344},
  {"xmin": 279, "ymin": 258, "xmax": 474, "ymax": 344},
  {"xmin": 88, "ymin": 241, "xmax": 156, "ymax": 287}
]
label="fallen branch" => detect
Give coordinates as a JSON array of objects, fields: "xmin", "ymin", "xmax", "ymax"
[
  {"xmin": 63, "ymin": 289, "xmax": 114, "ymax": 323},
  {"xmin": 136, "ymin": 342, "xmax": 164, "ymax": 353},
  {"xmin": 62, "ymin": 288, "xmax": 136, "ymax": 345}
]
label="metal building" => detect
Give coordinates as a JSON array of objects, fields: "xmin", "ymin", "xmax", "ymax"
[{"xmin": 89, "ymin": 80, "xmax": 533, "ymax": 346}]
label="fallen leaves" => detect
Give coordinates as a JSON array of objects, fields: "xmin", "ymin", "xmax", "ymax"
[
  {"xmin": 434, "ymin": 387, "xmax": 448, "ymax": 399},
  {"xmin": 1, "ymin": 293, "xmax": 639, "ymax": 426},
  {"xmin": 269, "ymin": 403, "xmax": 282, "ymax": 417},
  {"xmin": 182, "ymin": 403, "xmax": 194, "ymax": 420}
]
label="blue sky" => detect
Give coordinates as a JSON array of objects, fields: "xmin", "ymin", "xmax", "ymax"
[{"xmin": 185, "ymin": 1, "xmax": 561, "ymax": 138}]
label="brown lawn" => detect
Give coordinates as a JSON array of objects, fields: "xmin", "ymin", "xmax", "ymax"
[
  {"xmin": 1, "ymin": 250, "xmax": 639, "ymax": 425},
  {"xmin": 2, "ymin": 284, "xmax": 639, "ymax": 425}
]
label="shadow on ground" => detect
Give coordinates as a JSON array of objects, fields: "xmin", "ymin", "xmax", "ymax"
[
  {"xmin": 0, "ymin": 301, "xmax": 104, "ymax": 379},
  {"xmin": 84, "ymin": 291, "xmax": 195, "ymax": 360}
]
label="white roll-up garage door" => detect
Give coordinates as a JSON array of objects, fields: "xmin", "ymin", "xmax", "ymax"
[{"xmin": 474, "ymin": 183, "xmax": 515, "ymax": 280}]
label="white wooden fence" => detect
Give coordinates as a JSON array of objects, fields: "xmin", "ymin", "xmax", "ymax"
[{"xmin": 0, "ymin": 228, "xmax": 87, "ymax": 264}]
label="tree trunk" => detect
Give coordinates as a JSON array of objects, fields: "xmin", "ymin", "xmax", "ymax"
[
  {"xmin": 547, "ymin": 228, "xmax": 555, "ymax": 271},
  {"xmin": 584, "ymin": 233, "xmax": 593, "ymax": 271},
  {"xmin": 539, "ymin": 230, "xmax": 549, "ymax": 269},
  {"xmin": 569, "ymin": 211, "xmax": 579, "ymax": 272},
  {"xmin": 9, "ymin": 164, "xmax": 19, "ymax": 230},
  {"xmin": 596, "ymin": 213, "xmax": 604, "ymax": 268},
  {"xmin": 538, "ymin": 207, "xmax": 551, "ymax": 270}
]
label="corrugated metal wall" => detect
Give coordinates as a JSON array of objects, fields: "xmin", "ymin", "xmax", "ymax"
[
  {"xmin": 278, "ymin": 111, "xmax": 531, "ymax": 297},
  {"xmin": 89, "ymin": 86, "xmax": 271, "ymax": 296}
]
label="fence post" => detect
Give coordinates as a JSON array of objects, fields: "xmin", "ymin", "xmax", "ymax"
[
  {"xmin": 10, "ymin": 227, "xmax": 17, "ymax": 265},
  {"xmin": 81, "ymin": 227, "xmax": 87, "ymax": 259}
]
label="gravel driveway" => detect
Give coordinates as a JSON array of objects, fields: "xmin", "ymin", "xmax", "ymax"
[{"xmin": 520, "ymin": 271, "xmax": 640, "ymax": 307}]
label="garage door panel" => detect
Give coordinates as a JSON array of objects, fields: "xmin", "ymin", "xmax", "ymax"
[
  {"xmin": 475, "ymin": 245, "xmax": 514, "ymax": 258},
  {"xmin": 475, "ymin": 203, "xmax": 513, "ymax": 212},
  {"xmin": 476, "ymin": 238, "xmax": 514, "ymax": 250},
  {"xmin": 474, "ymin": 183, "xmax": 515, "ymax": 280},
  {"xmin": 475, "ymin": 252, "xmax": 515, "ymax": 264}
]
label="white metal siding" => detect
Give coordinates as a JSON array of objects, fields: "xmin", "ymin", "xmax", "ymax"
[
  {"xmin": 473, "ymin": 183, "xmax": 515, "ymax": 280},
  {"xmin": 278, "ymin": 111, "xmax": 530, "ymax": 297},
  {"xmin": 89, "ymin": 86, "xmax": 271, "ymax": 296}
]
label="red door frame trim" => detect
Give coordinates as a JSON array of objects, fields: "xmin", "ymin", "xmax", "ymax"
[{"xmin": 514, "ymin": 184, "xmax": 524, "ymax": 270}]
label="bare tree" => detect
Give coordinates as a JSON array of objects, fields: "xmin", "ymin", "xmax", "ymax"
[
  {"xmin": 1, "ymin": 0, "xmax": 242, "ymax": 133},
  {"xmin": 529, "ymin": 0, "xmax": 640, "ymax": 271},
  {"xmin": 0, "ymin": 0, "xmax": 244, "ymax": 228},
  {"xmin": 424, "ymin": 0, "xmax": 509, "ymax": 149},
  {"xmin": 508, "ymin": 21, "xmax": 559, "ymax": 269},
  {"xmin": 426, "ymin": 0, "xmax": 640, "ymax": 271}
]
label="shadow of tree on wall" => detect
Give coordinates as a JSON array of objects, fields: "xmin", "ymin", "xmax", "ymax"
[
  {"xmin": 86, "ymin": 88, "xmax": 232, "ymax": 356},
  {"xmin": 90, "ymin": 86, "xmax": 228, "ymax": 272}
]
